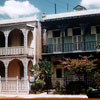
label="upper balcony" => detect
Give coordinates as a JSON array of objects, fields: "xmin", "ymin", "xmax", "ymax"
[
  {"xmin": 0, "ymin": 28, "xmax": 34, "ymax": 57},
  {"xmin": 0, "ymin": 46, "xmax": 34, "ymax": 56},
  {"xmin": 42, "ymin": 41, "xmax": 100, "ymax": 54}
]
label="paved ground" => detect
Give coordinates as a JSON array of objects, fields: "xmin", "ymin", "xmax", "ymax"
[{"xmin": 0, "ymin": 92, "xmax": 88, "ymax": 98}]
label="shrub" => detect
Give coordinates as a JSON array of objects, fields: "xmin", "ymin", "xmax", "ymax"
[
  {"xmin": 66, "ymin": 81, "xmax": 88, "ymax": 94},
  {"xmin": 31, "ymin": 79, "xmax": 45, "ymax": 92}
]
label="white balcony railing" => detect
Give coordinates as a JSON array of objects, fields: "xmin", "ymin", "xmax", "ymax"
[{"xmin": 0, "ymin": 46, "xmax": 34, "ymax": 56}]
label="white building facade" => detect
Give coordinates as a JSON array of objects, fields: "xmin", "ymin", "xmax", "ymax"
[{"xmin": 0, "ymin": 17, "xmax": 41, "ymax": 94}]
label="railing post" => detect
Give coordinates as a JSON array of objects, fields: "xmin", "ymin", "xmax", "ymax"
[
  {"xmin": 27, "ymin": 76, "xmax": 29, "ymax": 94},
  {"xmin": 16, "ymin": 76, "xmax": 18, "ymax": 94},
  {"xmin": 0, "ymin": 76, "xmax": 1, "ymax": 93}
]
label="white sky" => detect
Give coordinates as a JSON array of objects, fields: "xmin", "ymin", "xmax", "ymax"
[
  {"xmin": 0, "ymin": 0, "xmax": 40, "ymax": 18},
  {"xmin": 81, "ymin": 0, "xmax": 100, "ymax": 9}
]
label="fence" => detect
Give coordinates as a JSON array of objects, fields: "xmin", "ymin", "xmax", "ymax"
[{"xmin": 0, "ymin": 76, "xmax": 29, "ymax": 94}]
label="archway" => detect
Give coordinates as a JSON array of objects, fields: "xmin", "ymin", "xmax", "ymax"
[
  {"xmin": 8, "ymin": 59, "xmax": 24, "ymax": 79},
  {"xmin": 0, "ymin": 61, "xmax": 5, "ymax": 77},
  {"xmin": 28, "ymin": 60, "xmax": 33, "ymax": 80},
  {"xmin": 0, "ymin": 31, "xmax": 5, "ymax": 47},
  {"xmin": 8, "ymin": 29, "xmax": 24, "ymax": 47},
  {"xmin": 27, "ymin": 31, "xmax": 33, "ymax": 47}
]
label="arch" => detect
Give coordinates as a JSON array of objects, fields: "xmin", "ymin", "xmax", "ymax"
[
  {"xmin": 27, "ymin": 30, "xmax": 33, "ymax": 47},
  {"xmin": 28, "ymin": 60, "xmax": 33, "ymax": 80},
  {"xmin": 0, "ymin": 61, "xmax": 5, "ymax": 77},
  {"xmin": 8, "ymin": 59, "xmax": 24, "ymax": 79},
  {"xmin": 0, "ymin": 31, "xmax": 5, "ymax": 47},
  {"xmin": 8, "ymin": 29, "xmax": 24, "ymax": 47}
]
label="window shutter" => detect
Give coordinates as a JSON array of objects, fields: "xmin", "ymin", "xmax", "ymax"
[
  {"xmin": 97, "ymin": 34, "xmax": 100, "ymax": 41},
  {"xmin": 68, "ymin": 28, "xmax": 72, "ymax": 36},
  {"xmin": 48, "ymin": 31, "xmax": 52, "ymax": 38},
  {"xmin": 91, "ymin": 26, "xmax": 96, "ymax": 34}
]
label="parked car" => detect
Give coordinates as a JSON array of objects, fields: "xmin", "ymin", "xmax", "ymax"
[{"xmin": 87, "ymin": 89, "xmax": 100, "ymax": 98}]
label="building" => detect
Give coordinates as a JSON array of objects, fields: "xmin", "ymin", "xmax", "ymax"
[
  {"xmin": 41, "ymin": 7, "xmax": 100, "ymax": 87},
  {"xmin": 0, "ymin": 17, "xmax": 41, "ymax": 94}
]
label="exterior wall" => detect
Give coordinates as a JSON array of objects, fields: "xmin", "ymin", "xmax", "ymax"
[
  {"xmin": 0, "ymin": 17, "xmax": 42, "ymax": 94},
  {"xmin": 8, "ymin": 60, "xmax": 20, "ymax": 78},
  {"xmin": 46, "ymin": 26, "xmax": 97, "ymax": 45},
  {"xmin": 36, "ymin": 21, "xmax": 42, "ymax": 63}
]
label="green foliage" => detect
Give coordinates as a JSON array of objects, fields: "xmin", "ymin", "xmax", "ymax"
[
  {"xmin": 96, "ymin": 43, "xmax": 100, "ymax": 49},
  {"xmin": 31, "ymin": 79, "xmax": 45, "ymax": 92},
  {"xmin": 54, "ymin": 81, "xmax": 61, "ymax": 92},
  {"xmin": 93, "ymin": 71, "xmax": 100, "ymax": 89},
  {"xmin": 30, "ymin": 61, "xmax": 53, "ymax": 91},
  {"xmin": 38, "ymin": 61, "xmax": 53, "ymax": 78},
  {"xmin": 66, "ymin": 81, "xmax": 87, "ymax": 94},
  {"xmin": 62, "ymin": 55, "xmax": 97, "ymax": 80}
]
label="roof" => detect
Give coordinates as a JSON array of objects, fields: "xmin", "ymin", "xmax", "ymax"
[
  {"xmin": 73, "ymin": 5, "xmax": 87, "ymax": 10},
  {"xmin": 0, "ymin": 16, "xmax": 39, "ymax": 25},
  {"xmin": 43, "ymin": 8, "xmax": 100, "ymax": 21}
]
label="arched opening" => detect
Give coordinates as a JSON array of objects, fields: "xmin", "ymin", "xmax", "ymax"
[
  {"xmin": 8, "ymin": 29, "xmax": 24, "ymax": 47},
  {"xmin": 0, "ymin": 31, "xmax": 5, "ymax": 47},
  {"xmin": 8, "ymin": 59, "xmax": 24, "ymax": 79},
  {"xmin": 28, "ymin": 60, "xmax": 33, "ymax": 80},
  {"xmin": 0, "ymin": 61, "xmax": 5, "ymax": 77},
  {"xmin": 27, "ymin": 31, "xmax": 33, "ymax": 47}
]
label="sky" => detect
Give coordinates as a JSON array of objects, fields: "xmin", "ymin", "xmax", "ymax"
[{"xmin": 0, "ymin": 0, "xmax": 100, "ymax": 20}]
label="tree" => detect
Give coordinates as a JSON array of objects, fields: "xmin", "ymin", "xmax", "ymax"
[
  {"xmin": 30, "ymin": 61, "xmax": 53, "ymax": 91},
  {"xmin": 61, "ymin": 55, "xmax": 97, "ymax": 81}
]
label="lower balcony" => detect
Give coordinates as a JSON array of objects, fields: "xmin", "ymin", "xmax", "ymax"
[
  {"xmin": 42, "ymin": 41, "xmax": 100, "ymax": 54},
  {"xmin": 0, "ymin": 46, "xmax": 34, "ymax": 56}
]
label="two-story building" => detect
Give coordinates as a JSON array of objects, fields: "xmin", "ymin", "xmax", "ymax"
[
  {"xmin": 42, "ymin": 6, "xmax": 100, "ymax": 88},
  {"xmin": 0, "ymin": 17, "xmax": 41, "ymax": 94}
]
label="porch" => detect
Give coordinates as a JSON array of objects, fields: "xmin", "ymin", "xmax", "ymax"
[
  {"xmin": 0, "ymin": 46, "xmax": 34, "ymax": 56},
  {"xmin": 42, "ymin": 41, "xmax": 100, "ymax": 54},
  {"xmin": 0, "ymin": 76, "xmax": 29, "ymax": 94}
]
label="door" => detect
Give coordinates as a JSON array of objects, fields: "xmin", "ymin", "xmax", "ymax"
[
  {"xmin": 53, "ymin": 37, "xmax": 61, "ymax": 52},
  {"xmin": 73, "ymin": 35, "xmax": 82, "ymax": 51}
]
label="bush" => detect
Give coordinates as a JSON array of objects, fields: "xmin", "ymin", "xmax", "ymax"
[
  {"xmin": 65, "ymin": 81, "xmax": 88, "ymax": 94},
  {"xmin": 54, "ymin": 81, "xmax": 61, "ymax": 92},
  {"xmin": 31, "ymin": 79, "xmax": 46, "ymax": 92}
]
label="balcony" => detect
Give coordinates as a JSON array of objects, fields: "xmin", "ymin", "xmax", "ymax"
[
  {"xmin": 0, "ymin": 46, "xmax": 34, "ymax": 56},
  {"xmin": 42, "ymin": 41, "xmax": 100, "ymax": 54}
]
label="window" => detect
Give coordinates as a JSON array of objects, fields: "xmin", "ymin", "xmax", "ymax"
[
  {"xmin": 96, "ymin": 26, "xmax": 100, "ymax": 34},
  {"xmin": 73, "ymin": 28, "xmax": 81, "ymax": 35},
  {"xmin": 53, "ymin": 30, "xmax": 60, "ymax": 37},
  {"xmin": 56, "ymin": 68, "xmax": 62, "ymax": 78},
  {"xmin": 86, "ymin": 26, "xmax": 91, "ymax": 34},
  {"xmin": 65, "ymin": 29, "xmax": 68, "ymax": 36}
]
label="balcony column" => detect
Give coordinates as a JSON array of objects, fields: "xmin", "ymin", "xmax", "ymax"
[
  {"xmin": 24, "ymin": 30, "xmax": 28, "ymax": 48},
  {"xmin": 4, "ymin": 60, "xmax": 9, "ymax": 89},
  {"xmin": 59, "ymin": 25, "xmax": 66, "ymax": 52},
  {"xmin": 21, "ymin": 29, "xmax": 28, "ymax": 48},
  {"xmin": 23, "ymin": 59, "xmax": 28, "ymax": 80},
  {"xmin": 80, "ymin": 23, "xmax": 88, "ymax": 51},
  {"xmin": 22, "ymin": 29, "xmax": 28, "ymax": 54},
  {"xmin": 4, "ymin": 31, "xmax": 9, "ymax": 48}
]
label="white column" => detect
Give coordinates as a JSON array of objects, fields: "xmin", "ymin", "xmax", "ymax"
[
  {"xmin": 23, "ymin": 59, "xmax": 28, "ymax": 80},
  {"xmin": 23, "ymin": 59, "xmax": 29, "ymax": 93},
  {"xmin": 4, "ymin": 61, "xmax": 9, "ymax": 90},
  {"xmin": 33, "ymin": 27, "xmax": 37, "ymax": 65},
  {"xmin": 23, "ymin": 29, "xmax": 28, "ymax": 48},
  {"xmin": 4, "ymin": 31, "xmax": 9, "ymax": 48}
]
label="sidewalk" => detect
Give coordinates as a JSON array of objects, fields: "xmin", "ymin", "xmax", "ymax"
[{"xmin": 0, "ymin": 92, "xmax": 88, "ymax": 98}]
